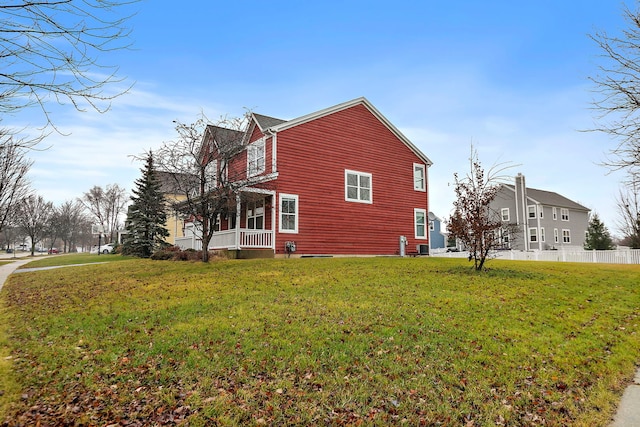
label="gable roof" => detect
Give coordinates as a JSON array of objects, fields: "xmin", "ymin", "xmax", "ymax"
[
  {"xmin": 253, "ymin": 113, "xmax": 287, "ymax": 131},
  {"xmin": 502, "ymin": 184, "xmax": 589, "ymax": 211},
  {"xmin": 255, "ymin": 97, "xmax": 433, "ymax": 166}
]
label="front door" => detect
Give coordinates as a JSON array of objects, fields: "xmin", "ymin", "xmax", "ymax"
[{"xmin": 246, "ymin": 199, "xmax": 264, "ymax": 230}]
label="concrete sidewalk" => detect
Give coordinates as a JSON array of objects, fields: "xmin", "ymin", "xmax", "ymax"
[
  {"xmin": 0, "ymin": 257, "xmax": 33, "ymax": 291},
  {"xmin": 611, "ymin": 369, "xmax": 640, "ymax": 426}
]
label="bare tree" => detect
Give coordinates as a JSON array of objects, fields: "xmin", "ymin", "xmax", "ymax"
[
  {"xmin": 155, "ymin": 114, "xmax": 269, "ymax": 262},
  {"xmin": 589, "ymin": 4, "xmax": 640, "ymax": 174},
  {"xmin": 80, "ymin": 184, "xmax": 127, "ymax": 243},
  {"xmin": 14, "ymin": 194, "xmax": 53, "ymax": 255},
  {"xmin": 0, "ymin": 134, "xmax": 32, "ymax": 234},
  {"xmin": 0, "ymin": 0, "xmax": 137, "ymax": 128},
  {"xmin": 448, "ymin": 148, "xmax": 516, "ymax": 271},
  {"xmin": 615, "ymin": 175, "xmax": 640, "ymax": 248},
  {"xmin": 50, "ymin": 200, "xmax": 91, "ymax": 252}
]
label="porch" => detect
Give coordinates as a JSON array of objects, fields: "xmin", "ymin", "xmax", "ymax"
[{"xmin": 175, "ymin": 188, "xmax": 276, "ymax": 252}]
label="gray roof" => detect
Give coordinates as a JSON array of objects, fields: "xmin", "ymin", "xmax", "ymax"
[
  {"xmin": 253, "ymin": 113, "xmax": 287, "ymax": 130},
  {"xmin": 154, "ymin": 170, "xmax": 194, "ymax": 195},
  {"xmin": 205, "ymin": 125, "xmax": 244, "ymax": 144},
  {"xmin": 503, "ymin": 184, "xmax": 590, "ymax": 211}
]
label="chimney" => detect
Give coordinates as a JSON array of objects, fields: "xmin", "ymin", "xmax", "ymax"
[{"xmin": 514, "ymin": 173, "xmax": 528, "ymax": 250}]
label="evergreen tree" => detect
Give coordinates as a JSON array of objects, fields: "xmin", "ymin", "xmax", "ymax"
[
  {"xmin": 584, "ymin": 213, "xmax": 615, "ymax": 250},
  {"xmin": 122, "ymin": 153, "xmax": 169, "ymax": 257}
]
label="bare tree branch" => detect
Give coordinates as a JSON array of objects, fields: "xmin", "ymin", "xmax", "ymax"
[{"xmin": 0, "ymin": 0, "xmax": 137, "ymax": 130}]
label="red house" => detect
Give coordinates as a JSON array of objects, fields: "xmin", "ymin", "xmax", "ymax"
[{"xmin": 178, "ymin": 97, "xmax": 432, "ymax": 257}]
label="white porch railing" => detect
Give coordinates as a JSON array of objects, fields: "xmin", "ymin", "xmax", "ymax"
[
  {"xmin": 175, "ymin": 236, "xmax": 203, "ymax": 251},
  {"xmin": 177, "ymin": 229, "xmax": 274, "ymax": 250}
]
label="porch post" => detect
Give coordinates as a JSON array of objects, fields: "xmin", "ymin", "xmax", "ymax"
[
  {"xmin": 271, "ymin": 193, "xmax": 276, "ymax": 251},
  {"xmin": 235, "ymin": 194, "xmax": 241, "ymax": 250}
]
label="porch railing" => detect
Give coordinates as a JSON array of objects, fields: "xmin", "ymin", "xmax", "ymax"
[
  {"xmin": 175, "ymin": 236, "xmax": 203, "ymax": 251},
  {"xmin": 209, "ymin": 229, "xmax": 273, "ymax": 250},
  {"xmin": 176, "ymin": 229, "xmax": 273, "ymax": 250}
]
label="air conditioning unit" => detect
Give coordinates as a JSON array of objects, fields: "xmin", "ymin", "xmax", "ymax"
[{"xmin": 417, "ymin": 244, "xmax": 429, "ymax": 255}]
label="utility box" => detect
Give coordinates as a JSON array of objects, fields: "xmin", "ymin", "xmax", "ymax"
[{"xmin": 399, "ymin": 236, "xmax": 408, "ymax": 257}]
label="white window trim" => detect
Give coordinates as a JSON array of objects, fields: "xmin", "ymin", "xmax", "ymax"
[
  {"xmin": 529, "ymin": 227, "xmax": 538, "ymax": 242},
  {"xmin": 279, "ymin": 193, "xmax": 299, "ymax": 234},
  {"xmin": 345, "ymin": 169, "xmax": 373, "ymax": 204},
  {"xmin": 539, "ymin": 206, "xmax": 544, "ymax": 219},
  {"xmin": 552, "ymin": 207, "xmax": 557, "ymax": 220},
  {"xmin": 501, "ymin": 208, "xmax": 510, "ymax": 222},
  {"xmin": 527, "ymin": 205, "xmax": 536, "ymax": 219},
  {"xmin": 562, "ymin": 229, "xmax": 571, "ymax": 243},
  {"xmin": 554, "ymin": 228, "xmax": 559, "ymax": 243},
  {"xmin": 540, "ymin": 227, "xmax": 545, "ymax": 243},
  {"xmin": 415, "ymin": 208, "xmax": 427, "ymax": 239},
  {"xmin": 413, "ymin": 163, "xmax": 426, "ymax": 192},
  {"xmin": 561, "ymin": 208, "xmax": 569, "ymax": 221},
  {"xmin": 247, "ymin": 138, "xmax": 266, "ymax": 177}
]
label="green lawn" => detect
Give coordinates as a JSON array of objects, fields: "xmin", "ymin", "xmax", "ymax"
[
  {"xmin": 15, "ymin": 252, "xmax": 132, "ymax": 269},
  {"xmin": 1, "ymin": 257, "xmax": 639, "ymax": 426}
]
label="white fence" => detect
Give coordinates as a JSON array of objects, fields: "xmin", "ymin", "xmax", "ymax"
[{"xmin": 431, "ymin": 248, "xmax": 640, "ymax": 264}]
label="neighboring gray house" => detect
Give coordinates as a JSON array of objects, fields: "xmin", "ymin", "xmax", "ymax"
[
  {"xmin": 429, "ymin": 212, "xmax": 447, "ymax": 250},
  {"xmin": 490, "ymin": 174, "xmax": 590, "ymax": 251}
]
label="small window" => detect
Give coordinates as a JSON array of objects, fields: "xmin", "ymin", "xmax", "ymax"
[
  {"xmin": 540, "ymin": 227, "xmax": 545, "ymax": 243},
  {"xmin": 279, "ymin": 194, "xmax": 298, "ymax": 233},
  {"xmin": 554, "ymin": 228, "xmax": 559, "ymax": 243},
  {"xmin": 561, "ymin": 208, "xmax": 569, "ymax": 221},
  {"xmin": 562, "ymin": 229, "xmax": 571, "ymax": 243},
  {"xmin": 528, "ymin": 205, "xmax": 536, "ymax": 219},
  {"xmin": 247, "ymin": 138, "xmax": 265, "ymax": 177},
  {"xmin": 415, "ymin": 209, "xmax": 427, "ymax": 239},
  {"xmin": 539, "ymin": 207, "xmax": 544, "ymax": 219},
  {"xmin": 413, "ymin": 163, "xmax": 426, "ymax": 191},
  {"xmin": 501, "ymin": 208, "xmax": 510, "ymax": 222},
  {"xmin": 529, "ymin": 227, "xmax": 538, "ymax": 242},
  {"xmin": 345, "ymin": 170, "xmax": 372, "ymax": 203},
  {"xmin": 552, "ymin": 207, "xmax": 558, "ymax": 220}
]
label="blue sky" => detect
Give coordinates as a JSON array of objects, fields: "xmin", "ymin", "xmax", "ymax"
[{"xmin": 15, "ymin": 0, "xmax": 632, "ymax": 236}]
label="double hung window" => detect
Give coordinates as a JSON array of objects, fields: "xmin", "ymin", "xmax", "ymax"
[
  {"xmin": 279, "ymin": 194, "xmax": 298, "ymax": 233},
  {"xmin": 413, "ymin": 164, "xmax": 426, "ymax": 191},
  {"xmin": 247, "ymin": 138, "xmax": 265, "ymax": 177},
  {"xmin": 415, "ymin": 209, "xmax": 427, "ymax": 239},
  {"xmin": 345, "ymin": 170, "xmax": 372, "ymax": 203}
]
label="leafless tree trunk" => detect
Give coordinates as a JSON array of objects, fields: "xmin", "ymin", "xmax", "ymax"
[
  {"xmin": 615, "ymin": 174, "xmax": 640, "ymax": 248},
  {"xmin": 14, "ymin": 194, "xmax": 53, "ymax": 255},
  {"xmin": 0, "ymin": 134, "xmax": 32, "ymax": 233},
  {"xmin": 448, "ymin": 147, "xmax": 516, "ymax": 271},
  {"xmin": 80, "ymin": 184, "xmax": 127, "ymax": 243},
  {"xmin": 50, "ymin": 200, "xmax": 91, "ymax": 253},
  {"xmin": 155, "ymin": 114, "xmax": 268, "ymax": 262},
  {"xmin": 589, "ymin": 4, "xmax": 640, "ymax": 175},
  {"xmin": 0, "ymin": 0, "xmax": 137, "ymax": 130}
]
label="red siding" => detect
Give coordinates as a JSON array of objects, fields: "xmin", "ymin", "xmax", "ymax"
[{"xmin": 273, "ymin": 104, "xmax": 429, "ymax": 255}]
